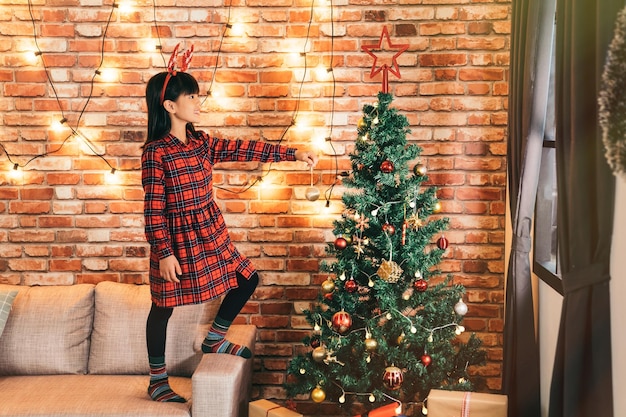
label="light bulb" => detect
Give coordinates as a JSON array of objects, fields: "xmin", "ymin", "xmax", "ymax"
[
  {"xmin": 116, "ymin": 0, "xmax": 132, "ymax": 13},
  {"xmin": 52, "ymin": 117, "xmax": 67, "ymax": 132},
  {"xmin": 339, "ymin": 394, "xmax": 346, "ymax": 403},
  {"xmin": 229, "ymin": 22, "xmax": 245, "ymax": 36},
  {"xmin": 369, "ymin": 394, "xmax": 375, "ymax": 403},
  {"xmin": 9, "ymin": 163, "xmax": 22, "ymax": 180},
  {"xmin": 26, "ymin": 50, "xmax": 41, "ymax": 64},
  {"xmin": 315, "ymin": 64, "xmax": 331, "ymax": 81},
  {"xmin": 105, "ymin": 168, "xmax": 119, "ymax": 185},
  {"xmin": 313, "ymin": 134, "xmax": 327, "ymax": 150},
  {"xmin": 98, "ymin": 68, "xmax": 118, "ymax": 83}
]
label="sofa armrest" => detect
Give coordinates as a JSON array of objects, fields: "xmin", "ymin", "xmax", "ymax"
[{"xmin": 191, "ymin": 324, "xmax": 256, "ymax": 417}]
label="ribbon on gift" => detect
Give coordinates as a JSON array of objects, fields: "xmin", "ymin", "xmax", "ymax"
[
  {"xmin": 461, "ymin": 392, "xmax": 471, "ymax": 417},
  {"xmin": 266, "ymin": 405, "xmax": 281, "ymax": 417}
]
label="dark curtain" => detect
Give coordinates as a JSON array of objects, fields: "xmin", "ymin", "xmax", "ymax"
[
  {"xmin": 503, "ymin": 0, "xmax": 554, "ymax": 416},
  {"xmin": 549, "ymin": 0, "xmax": 621, "ymax": 416}
]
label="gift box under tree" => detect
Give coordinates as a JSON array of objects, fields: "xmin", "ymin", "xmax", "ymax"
[
  {"xmin": 425, "ymin": 389, "xmax": 507, "ymax": 417},
  {"xmin": 249, "ymin": 399, "xmax": 303, "ymax": 417}
]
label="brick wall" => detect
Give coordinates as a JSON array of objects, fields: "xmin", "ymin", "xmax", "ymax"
[{"xmin": 0, "ymin": 0, "xmax": 509, "ymax": 413}]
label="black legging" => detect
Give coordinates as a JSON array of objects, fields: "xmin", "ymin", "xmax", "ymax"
[{"xmin": 146, "ymin": 271, "xmax": 259, "ymax": 357}]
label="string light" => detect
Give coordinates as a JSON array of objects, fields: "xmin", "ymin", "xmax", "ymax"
[{"xmin": 7, "ymin": 0, "xmax": 340, "ymax": 202}]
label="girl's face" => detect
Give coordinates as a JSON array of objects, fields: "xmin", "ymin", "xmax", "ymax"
[{"xmin": 166, "ymin": 93, "xmax": 201, "ymax": 125}]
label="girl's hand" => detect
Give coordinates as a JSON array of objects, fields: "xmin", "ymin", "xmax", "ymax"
[
  {"xmin": 295, "ymin": 150, "xmax": 318, "ymax": 167},
  {"xmin": 159, "ymin": 255, "xmax": 182, "ymax": 283}
]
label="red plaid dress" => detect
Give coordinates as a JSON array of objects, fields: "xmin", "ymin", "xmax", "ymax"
[{"xmin": 142, "ymin": 130, "xmax": 296, "ymax": 307}]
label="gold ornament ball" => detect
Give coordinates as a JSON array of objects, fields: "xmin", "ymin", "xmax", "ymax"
[
  {"xmin": 312, "ymin": 346, "xmax": 327, "ymax": 362},
  {"xmin": 321, "ymin": 279, "xmax": 335, "ymax": 294},
  {"xmin": 357, "ymin": 118, "xmax": 367, "ymax": 130},
  {"xmin": 311, "ymin": 386, "xmax": 326, "ymax": 403},
  {"xmin": 433, "ymin": 201, "xmax": 442, "ymax": 213},
  {"xmin": 364, "ymin": 337, "xmax": 378, "ymax": 352},
  {"xmin": 413, "ymin": 163, "xmax": 427, "ymax": 176}
]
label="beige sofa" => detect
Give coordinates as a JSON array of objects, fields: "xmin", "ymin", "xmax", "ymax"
[{"xmin": 0, "ymin": 281, "xmax": 256, "ymax": 417}]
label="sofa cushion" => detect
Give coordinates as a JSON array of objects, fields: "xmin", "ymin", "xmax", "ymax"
[
  {"xmin": 0, "ymin": 374, "xmax": 192, "ymax": 417},
  {"xmin": 0, "ymin": 289, "xmax": 18, "ymax": 338},
  {"xmin": 0, "ymin": 284, "xmax": 95, "ymax": 376},
  {"xmin": 88, "ymin": 281, "xmax": 220, "ymax": 377}
]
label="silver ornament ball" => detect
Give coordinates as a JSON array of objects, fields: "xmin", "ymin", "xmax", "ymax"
[
  {"xmin": 454, "ymin": 299, "xmax": 468, "ymax": 316},
  {"xmin": 305, "ymin": 187, "xmax": 320, "ymax": 201}
]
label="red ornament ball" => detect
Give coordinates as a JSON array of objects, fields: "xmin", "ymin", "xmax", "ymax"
[
  {"xmin": 437, "ymin": 235, "xmax": 449, "ymax": 250},
  {"xmin": 413, "ymin": 279, "xmax": 428, "ymax": 292},
  {"xmin": 383, "ymin": 366, "xmax": 404, "ymax": 390},
  {"xmin": 310, "ymin": 335, "xmax": 321, "ymax": 348},
  {"xmin": 380, "ymin": 160, "xmax": 394, "ymax": 173},
  {"xmin": 331, "ymin": 311, "xmax": 352, "ymax": 334},
  {"xmin": 344, "ymin": 279, "xmax": 358, "ymax": 293},
  {"xmin": 334, "ymin": 236, "xmax": 348, "ymax": 250},
  {"xmin": 421, "ymin": 354, "xmax": 432, "ymax": 367},
  {"xmin": 382, "ymin": 223, "xmax": 396, "ymax": 235}
]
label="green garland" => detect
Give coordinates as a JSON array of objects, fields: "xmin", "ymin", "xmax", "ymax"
[{"xmin": 599, "ymin": 6, "xmax": 626, "ymax": 176}]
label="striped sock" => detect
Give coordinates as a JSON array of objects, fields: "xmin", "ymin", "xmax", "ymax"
[
  {"xmin": 201, "ymin": 316, "xmax": 252, "ymax": 359},
  {"xmin": 148, "ymin": 356, "xmax": 186, "ymax": 403}
]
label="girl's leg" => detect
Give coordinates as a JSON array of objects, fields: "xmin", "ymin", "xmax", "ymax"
[
  {"xmin": 202, "ymin": 271, "xmax": 259, "ymax": 358},
  {"xmin": 146, "ymin": 303, "xmax": 186, "ymax": 403}
]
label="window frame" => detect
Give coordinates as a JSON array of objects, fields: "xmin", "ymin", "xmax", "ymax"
[
  {"xmin": 533, "ymin": 139, "xmax": 563, "ymax": 295},
  {"xmin": 532, "ymin": 10, "xmax": 563, "ymax": 296}
]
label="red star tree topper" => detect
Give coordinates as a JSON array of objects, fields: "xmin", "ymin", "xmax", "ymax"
[{"xmin": 361, "ymin": 26, "xmax": 409, "ymax": 93}]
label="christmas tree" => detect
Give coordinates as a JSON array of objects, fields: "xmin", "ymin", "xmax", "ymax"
[{"xmin": 286, "ymin": 92, "xmax": 485, "ymax": 415}]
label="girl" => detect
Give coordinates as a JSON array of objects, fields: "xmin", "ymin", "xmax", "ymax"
[{"xmin": 142, "ymin": 53, "xmax": 317, "ymax": 403}]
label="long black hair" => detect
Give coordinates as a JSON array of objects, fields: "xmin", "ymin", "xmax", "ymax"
[{"xmin": 144, "ymin": 71, "xmax": 200, "ymax": 146}]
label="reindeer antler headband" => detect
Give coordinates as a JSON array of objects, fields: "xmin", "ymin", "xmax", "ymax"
[{"xmin": 159, "ymin": 43, "xmax": 195, "ymax": 105}]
